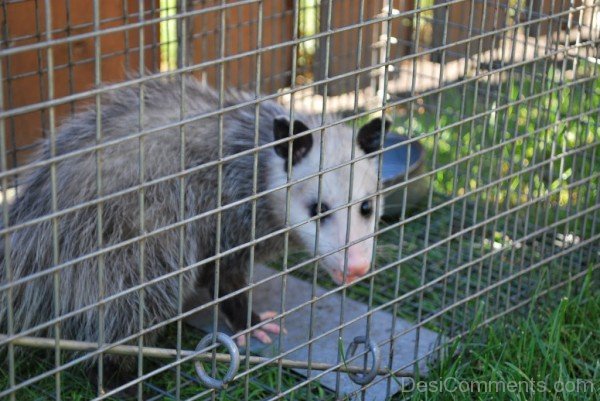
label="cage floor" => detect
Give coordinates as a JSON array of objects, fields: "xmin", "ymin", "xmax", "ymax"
[{"xmin": 7, "ymin": 193, "xmax": 597, "ymax": 400}]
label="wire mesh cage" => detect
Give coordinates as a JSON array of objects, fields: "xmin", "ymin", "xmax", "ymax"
[{"xmin": 0, "ymin": 0, "xmax": 599, "ymax": 400}]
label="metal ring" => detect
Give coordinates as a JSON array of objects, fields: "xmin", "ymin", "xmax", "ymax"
[
  {"xmin": 194, "ymin": 332, "xmax": 240, "ymax": 389},
  {"xmin": 345, "ymin": 336, "xmax": 381, "ymax": 385}
]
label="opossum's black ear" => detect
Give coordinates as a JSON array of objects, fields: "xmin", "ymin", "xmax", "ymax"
[
  {"xmin": 273, "ymin": 116, "xmax": 313, "ymax": 165},
  {"xmin": 357, "ymin": 117, "xmax": 391, "ymax": 154}
]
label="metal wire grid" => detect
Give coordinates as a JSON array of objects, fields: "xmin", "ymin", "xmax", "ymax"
[
  {"xmin": 0, "ymin": 0, "xmax": 167, "ymax": 172},
  {"xmin": 1, "ymin": 0, "xmax": 599, "ymax": 400}
]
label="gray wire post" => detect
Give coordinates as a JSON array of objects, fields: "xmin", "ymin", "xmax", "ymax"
[
  {"xmin": 42, "ymin": 1, "xmax": 62, "ymax": 399},
  {"xmin": 176, "ymin": 0, "xmax": 187, "ymax": 398}
]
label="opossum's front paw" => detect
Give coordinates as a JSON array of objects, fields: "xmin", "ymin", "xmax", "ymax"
[{"xmin": 235, "ymin": 311, "xmax": 286, "ymax": 347}]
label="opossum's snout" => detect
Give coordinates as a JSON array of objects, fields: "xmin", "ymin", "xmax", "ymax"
[
  {"xmin": 326, "ymin": 245, "xmax": 373, "ymax": 285},
  {"xmin": 303, "ymin": 199, "xmax": 377, "ymax": 286},
  {"xmin": 320, "ymin": 234, "xmax": 373, "ymax": 285}
]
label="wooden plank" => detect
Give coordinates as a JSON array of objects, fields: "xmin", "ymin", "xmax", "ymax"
[
  {"xmin": 187, "ymin": 0, "xmax": 294, "ymax": 95},
  {"xmin": 432, "ymin": 0, "xmax": 508, "ymax": 62},
  {"xmin": 1, "ymin": 0, "xmax": 158, "ymax": 169},
  {"xmin": 316, "ymin": 0, "xmax": 415, "ymax": 96},
  {"xmin": 528, "ymin": 0, "xmax": 592, "ymax": 38}
]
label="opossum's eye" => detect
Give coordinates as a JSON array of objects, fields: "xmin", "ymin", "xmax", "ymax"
[
  {"xmin": 309, "ymin": 202, "xmax": 330, "ymax": 221},
  {"xmin": 360, "ymin": 200, "xmax": 373, "ymax": 217}
]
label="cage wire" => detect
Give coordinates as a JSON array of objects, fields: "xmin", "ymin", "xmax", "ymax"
[{"xmin": 0, "ymin": 0, "xmax": 599, "ymax": 400}]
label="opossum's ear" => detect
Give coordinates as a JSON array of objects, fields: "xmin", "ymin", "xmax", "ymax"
[
  {"xmin": 357, "ymin": 117, "xmax": 391, "ymax": 154},
  {"xmin": 273, "ymin": 116, "xmax": 313, "ymax": 165}
]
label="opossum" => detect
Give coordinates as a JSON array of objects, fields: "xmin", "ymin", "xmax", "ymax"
[{"xmin": 0, "ymin": 77, "xmax": 387, "ymax": 391}]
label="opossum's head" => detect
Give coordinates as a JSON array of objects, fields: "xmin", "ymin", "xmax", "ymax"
[{"xmin": 268, "ymin": 115, "xmax": 389, "ymax": 285}]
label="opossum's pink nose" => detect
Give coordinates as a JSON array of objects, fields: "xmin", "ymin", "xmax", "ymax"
[
  {"xmin": 329, "ymin": 249, "xmax": 372, "ymax": 285},
  {"xmin": 344, "ymin": 257, "xmax": 371, "ymax": 284}
]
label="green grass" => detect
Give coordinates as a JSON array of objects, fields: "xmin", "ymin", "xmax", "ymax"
[
  {"xmin": 394, "ymin": 271, "xmax": 599, "ymax": 401},
  {"xmin": 394, "ymin": 62, "xmax": 600, "ymax": 213}
]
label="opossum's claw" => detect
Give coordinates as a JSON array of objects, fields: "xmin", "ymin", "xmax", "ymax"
[
  {"xmin": 259, "ymin": 311, "xmax": 287, "ymax": 335},
  {"xmin": 261, "ymin": 323, "xmax": 282, "ymax": 334},
  {"xmin": 235, "ymin": 329, "xmax": 272, "ymax": 347},
  {"xmin": 236, "ymin": 335, "xmax": 246, "ymax": 347},
  {"xmin": 252, "ymin": 329, "xmax": 273, "ymax": 344},
  {"xmin": 259, "ymin": 310, "xmax": 278, "ymax": 320},
  {"xmin": 235, "ymin": 311, "xmax": 287, "ymax": 347}
]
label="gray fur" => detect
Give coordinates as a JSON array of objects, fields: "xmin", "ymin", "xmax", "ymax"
[{"xmin": 0, "ymin": 77, "xmax": 377, "ymax": 371}]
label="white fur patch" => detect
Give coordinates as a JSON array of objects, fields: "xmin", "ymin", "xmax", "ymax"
[{"xmin": 266, "ymin": 120, "xmax": 382, "ymax": 281}]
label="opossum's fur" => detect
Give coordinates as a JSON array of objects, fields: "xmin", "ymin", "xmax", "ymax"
[{"xmin": 0, "ymin": 77, "xmax": 382, "ymax": 370}]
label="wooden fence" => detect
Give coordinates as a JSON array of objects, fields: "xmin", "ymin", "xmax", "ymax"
[
  {"xmin": 1, "ymin": 0, "xmax": 158, "ymax": 168},
  {"xmin": 1, "ymin": 0, "xmax": 588, "ymax": 168}
]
